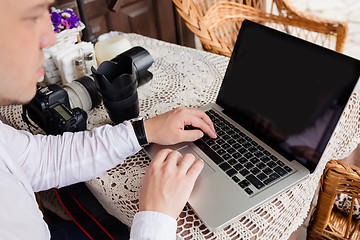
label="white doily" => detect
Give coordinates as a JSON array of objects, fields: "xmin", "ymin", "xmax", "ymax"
[{"xmin": 1, "ymin": 33, "xmax": 359, "ymax": 239}]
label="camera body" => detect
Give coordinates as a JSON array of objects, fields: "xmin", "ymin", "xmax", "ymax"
[
  {"xmin": 23, "ymin": 46, "xmax": 154, "ymax": 134},
  {"xmin": 24, "ymin": 84, "xmax": 87, "ymax": 135}
]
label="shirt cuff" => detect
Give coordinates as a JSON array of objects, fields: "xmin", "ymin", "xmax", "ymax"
[{"xmin": 130, "ymin": 211, "xmax": 177, "ymax": 240}]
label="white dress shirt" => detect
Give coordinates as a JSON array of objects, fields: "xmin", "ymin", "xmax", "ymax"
[{"xmin": 0, "ymin": 120, "xmax": 176, "ymax": 239}]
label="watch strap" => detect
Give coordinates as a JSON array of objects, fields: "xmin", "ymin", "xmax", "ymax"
[{"xmin": 131, "ymin": 117, "xmax": 148, "ymax": 146}]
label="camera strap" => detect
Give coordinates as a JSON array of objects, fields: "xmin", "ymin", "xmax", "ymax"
[
  {"xmin": 54, "ymin": 183, "xmax": 129, "ymax": 240},
  {"xmin": 21, "ymin": 106, "xmax": 35, "ymax": 134}
]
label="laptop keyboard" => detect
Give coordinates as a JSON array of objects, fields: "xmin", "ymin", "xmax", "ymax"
[{"xmin": 194, "ymin": 109, "xmax": 293, "ymax": 195}]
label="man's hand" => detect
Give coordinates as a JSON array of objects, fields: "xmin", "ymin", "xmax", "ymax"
[
  {"xmin": 139, "ymin": 149, "xmax": 204, "ymax": 219},
  {"xmin": 144, "ymin": 107, "xmax": 216, "ymax": 145}
]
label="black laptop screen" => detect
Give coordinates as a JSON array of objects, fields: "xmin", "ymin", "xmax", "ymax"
[{"xmin": 216, "ymin": 20, "xmax": 360, "ymax": 172}]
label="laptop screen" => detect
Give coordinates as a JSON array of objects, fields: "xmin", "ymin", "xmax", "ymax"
[{"xmin": 216, "ymin": 20, "xmax": 360, "ymax": 172}]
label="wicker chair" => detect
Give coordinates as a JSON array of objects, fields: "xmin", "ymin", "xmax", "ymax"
[
  {"xmin": 172, "ymin": 0, "xmax": 348, "ymax": 57},
  {"xmin": 307, "ymin": 160, "xmax": 360, "ymax": 239}
]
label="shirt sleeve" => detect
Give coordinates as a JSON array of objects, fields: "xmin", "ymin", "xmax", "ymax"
[
  {"xmin": 1, "ymin": 120, "xmax": 142, "ymax": 192},
  {"xmin": 130, "ymin": 211, "xmax": 177, "ymax": 240}
]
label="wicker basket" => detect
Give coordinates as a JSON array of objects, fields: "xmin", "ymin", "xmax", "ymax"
[
  {"xmin": 307, "ymin": 160, "xmax": 360, "ymax": 239},
  {"xmin": 172, "ymin": 0, "xmax": 348, "ymax": 57}
]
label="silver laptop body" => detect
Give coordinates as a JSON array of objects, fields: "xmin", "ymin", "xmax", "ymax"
[{"xmin": 144, "ymin": 20, "xmax": 360, "ymax": 231}]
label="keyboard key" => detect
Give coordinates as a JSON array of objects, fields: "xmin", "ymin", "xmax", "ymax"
[
  {"xmin": 260, "ymin": 156, "xmax": 270, "ymax": 163},
  {"xmin": 263, "ymin": 150, "xmax": 271, "ymax": 156},
  {"xmin": 226, "ymin": 168, "xmax": 237, "ymax": 177},
  {"xmin": 274, "ymin": 166, "xmax": 287, "ymax": 176},
  {"xmin": 212, "ymin": 157, "xmax": 223, "ymax": 165},
  {"xmin": 257, "ymin": 146, "xmax": 265, "ymax": 151},
  {"xmin": 228, "ymin": 139, "xmax": 236, "ymax": 145},
  {"xmin": 245, "ymin": 188, "xmax": 254, "ymax": 195},
  {"xmin": 238, "ymin": 148, "xmax": 247, "ymax": 154},
  {"xmin": 233, "ymin": 134, "xmax": 242, "ymax": 140},
  {"xmin": 227, "ymin": 130, "xmax": 236, "ymax": 136},
  {"xmin": 277, "ymin": 160, "xmax": 285, "ymax": 167},
  {"xmin": 250, "ymin": 157, "xmax": 260, "ymax": 164},
  {"xmin": 232, "ymin": 175, "xmax": 240, "ymax": 183},
  {"xmin": 240, "ymin": 169, "xmax": 250, "ymax": 177},
  {"xmin": 245, "ymin": 136, "xmax": 252, "ymax": 142},
  {"xmin": 263, "ymin": 167, "xmax": 274, "ymax": 175},
  {"xmin": 244, "ymin": 152, "xmax": 253, "ymax": 159},
  {"xmin": 257, "ymin": 173, "xmax": 267, "ymax": 181},
  {"xmin": 227, "ymin": 148, "xmax": 236, "ymax": 154},
  {"xmin": 238, "ymin": 157, "xmax": 247, "ymax": 164},
  {"xmin": 216, "ymin": 138, "xmax": 225, "ymax": 145},
  {"xmin": 212, "ymin": 144, "xmax": 220, "ymax": 151},
  {"xmin": 219, "ymin": 162, "xmax": 231, "ymax": 171},
  {"xmin": 284, "ymin": 166, "xmax": 293, "ymax": 173},
  {"xmin": 256, "ymin": 162, "xmax": 266, "ymax": 169},
  {"xmin": 216, "ymin": 149, "xmax": 226, "ymax": 156},
  {"xmin": 222, "ymin": 126, "xmax": 230, "ymax": 131},
  {"xmin": 234, "ymin": 163, "xmax": 243, "ymax": 171},
  {"xmin": 233, "ymin": 143, "xmax": 241, "ymax": 149},
  {"xmin": 223, "ymin": 135, "xmax": 231, "ymax": 141},
  {"xmin": 239, "ymin": 132, "xmax": 246, "ymax": 137},
  {"xmin": 228, "ymin": 158, "xmax": 237, "ymax": 166},
  {"xmin": 239, "ymin": 180, "xmax": 250, "ymax": 188},
  {"xmin": 246, "ymin": 174, "xmax": 265, "ymax": 189},
  {"xmin": 223, "ymin": 153, "xmax": 231, "ymax": 160},
  {"xmin": 243, "ymin": 142, "xmax": 252, "ymax": 148},
  {"xmin": 264, "ymin": 173, "xmax": 280, "ymax": 185},
  {"xmin": 232, "ymin": 152, "xmax": 241, "ymax": 159},
  {"xmin": 254, "ymin": 151, "xmax": 264, "ymax": 158},
  {"xmin": 221, "ymin": 143, "xmax": 230, "ymax": 150},
  {"xmin": 244, "ymin": 162, "xmax": 254, "ymax": 169},
  {"xmin": 267, "ymin": 161, "xmax": 277, "ymax": 168},
  {"xmin": 205, "ymin": 139, "xmax": 216, "ymax": 146},
  {"xmin": 202, "ymin": 135, "xmax": 210, "ymax": 141},
  {"xmin": 251, "ymin": 167, "xmax": 261, "ymax": 175},
  {"xmin": 248, "ymin": 146, "xmax": 257, "ymax": 153}
]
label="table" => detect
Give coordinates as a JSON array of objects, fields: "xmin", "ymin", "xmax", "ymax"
[
  {"xmin": 1, "ymin": 33, "xmax": 360, "ymax": 239},
  {"xmin": 85, "ymin": 34, "xmax": 360, "ymax": 239}
]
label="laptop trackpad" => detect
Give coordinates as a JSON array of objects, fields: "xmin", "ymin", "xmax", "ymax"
[{"xmin": 177, "ymin": 145, "xmax": 215, "ymax": 178}]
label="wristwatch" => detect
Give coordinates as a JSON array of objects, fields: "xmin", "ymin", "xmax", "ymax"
[{"xmin": 130, "ymin": 116, "xmax": 149, "ymax": 147}]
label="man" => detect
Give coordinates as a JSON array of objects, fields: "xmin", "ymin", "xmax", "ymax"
[{"xmin": 0, "ymin": 0, "xmax": 216, "ymax": 239}]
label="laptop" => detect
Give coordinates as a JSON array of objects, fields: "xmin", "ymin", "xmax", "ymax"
[{"xmin": 144, "ymin": 20, "xmax": 360, "ymax": 231}]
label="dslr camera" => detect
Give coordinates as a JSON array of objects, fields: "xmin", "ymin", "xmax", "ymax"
[
  {"xmin": 23, "ymin": 76, "xmax": 101, "ymax": 135},
  {"xmin": 23, "ymin": 46, "xmax": 153, "ymax": 135}
]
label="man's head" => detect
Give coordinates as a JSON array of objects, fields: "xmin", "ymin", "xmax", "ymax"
[{"xmin": 0, "ymin": 0, "xmax": 56, "ymax": 105}]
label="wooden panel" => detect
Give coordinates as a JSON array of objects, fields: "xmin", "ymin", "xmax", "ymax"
[
  {"xmin": 53, "ymin": 0, "xmax": 195, "ymax": 48},
  {"xmin": 108, "ymin": 0, "xmax": 158, "ymax": 39},
  {"xmin": 88, "ymin": 15, "xmax": 109, "ymax": 37}
]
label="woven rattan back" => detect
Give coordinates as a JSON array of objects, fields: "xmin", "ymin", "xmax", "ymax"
[
  {"xmin": 307, "ymin": 160, "xmax": 360, "ymax": 239},
  {"xmin": 172, "ymin": 0, "xmax": 348, "ymax": 57}
]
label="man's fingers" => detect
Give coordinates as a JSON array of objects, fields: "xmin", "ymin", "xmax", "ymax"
[
  {"xmin": 184, "ymin": 108, "xmax": 216, "ymax": 136},
  {"xmin": 165, "ymin": 150, "xmax": 183, "ymax": 167},
  {"xmin": 186, "ymin": 159, "xmax": 204, "ymax": 181},
  {"xmin": 151, "ymin": 148, "xmax": 174, "ymax": 166},
  {"xmin": 179, "ymin": 129, "xmax": 204, "ymax": 142},
  {"xmin": 177, "ymin": 153, "xmax": 196, "ymax": 174}
]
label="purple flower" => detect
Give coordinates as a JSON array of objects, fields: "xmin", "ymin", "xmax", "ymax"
[{"xmin": 50, "ymin": 8, "xmax": 81, "ymax": 33}]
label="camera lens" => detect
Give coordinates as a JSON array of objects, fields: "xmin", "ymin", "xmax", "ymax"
[
  {"xmin": 63, "ymin": 76, "xmax": 101, "ymax": 112},
  {"xmin": 102, "ymin": 92, "xmax": 139, "ymax": 124}
]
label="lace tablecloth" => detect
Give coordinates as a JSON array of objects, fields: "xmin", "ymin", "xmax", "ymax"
[
  {"xmin": 1, "ymin": 33, "xmax": 359, "ymax": 239},
  {"xmin": 85, "ymin": 34, "xmax": 360, "ymax": 239}
]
